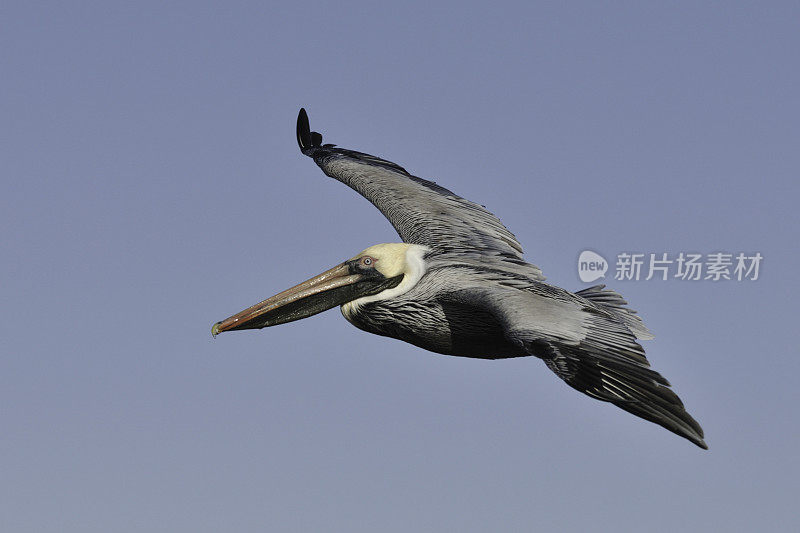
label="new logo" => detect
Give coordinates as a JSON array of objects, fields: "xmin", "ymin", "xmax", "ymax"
[{"xmin": 578, "ymin": 250, "xmax": 608, "ymax": 283}]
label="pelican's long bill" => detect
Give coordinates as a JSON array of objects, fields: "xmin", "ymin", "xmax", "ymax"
[{"xmin": 212, "ymin": 260, "xmax": 402, "ymax": 336}]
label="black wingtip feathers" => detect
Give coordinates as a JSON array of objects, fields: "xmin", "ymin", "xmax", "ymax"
[
  {"xmin": 297, "ymin": 108, "xmax": 322, "ymax": 155},
  {"xmin": 296, "ymin": 108, "xmax": 310, "ymax": 152}
]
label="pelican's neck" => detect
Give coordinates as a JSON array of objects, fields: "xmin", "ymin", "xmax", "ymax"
[{"xmin": 341, "ymin": 244, "xmax": 428, "ymax": 319}]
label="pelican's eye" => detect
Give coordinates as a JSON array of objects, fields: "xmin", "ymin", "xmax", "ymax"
[{"xmin": 361, "ymin": 256, "xmax": 375, "ymax": 267}]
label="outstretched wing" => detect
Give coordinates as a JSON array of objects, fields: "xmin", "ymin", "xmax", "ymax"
[
  {"xmin": 463, "ymin": 282, "xmax": 707, "ymax": 449},
  {"xmin": 296, "ymin": 109, "xmax": 544, "ymax": 281}
]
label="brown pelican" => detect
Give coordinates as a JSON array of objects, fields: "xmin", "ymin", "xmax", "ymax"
[{"xmin": 212, "ymin": 109, "xmax": 707, "ymax": 449}]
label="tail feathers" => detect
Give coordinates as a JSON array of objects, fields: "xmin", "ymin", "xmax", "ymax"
[{"xmin": 576, "ymin": 284, "xmax": 654, "ymax": 340}]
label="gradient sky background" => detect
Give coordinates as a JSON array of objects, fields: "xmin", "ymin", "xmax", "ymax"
[{"xmin": 2, "ymin": 2, "xmax": 798, "ymax": 531}]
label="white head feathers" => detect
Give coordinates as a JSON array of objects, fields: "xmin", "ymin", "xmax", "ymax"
[{"xmin": 341, "ymin": 243, "xmax": 429, "ymax": 317}]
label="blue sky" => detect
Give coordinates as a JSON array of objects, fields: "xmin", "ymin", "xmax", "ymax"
[{"xmin": 2, "ymin": 1, "xmax": 798, "ymax": 531}]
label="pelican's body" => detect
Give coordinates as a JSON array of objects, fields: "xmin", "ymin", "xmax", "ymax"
[
  {"xmin": 342, "ymin": 244, "xmax": 516, "ymax": 359},
  {"xmin": 213, "ymin": 109, "xmax": 707, "ymax": 449}
]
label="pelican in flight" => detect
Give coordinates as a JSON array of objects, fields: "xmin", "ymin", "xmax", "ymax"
[{"xmin": 212, "ymin": 109, "xmax": 707, "ymax": 449}]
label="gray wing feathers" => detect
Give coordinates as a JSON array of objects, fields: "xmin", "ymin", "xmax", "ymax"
[
  {"xmin": 321, "ymin": 157, "xmax": 527, "ymax": 255},
  {"xmin": 575, "ymin": 284, "xmax": 654, "ymax": 340},
  {"xmin": 470, "ymin": 284, "xmax": 706, "ymax": 448},
  {"xmin": 297, "ymin": 109, "xmax": 544, "ymax": 281}
]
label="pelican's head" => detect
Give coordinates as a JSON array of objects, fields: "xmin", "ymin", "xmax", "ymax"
[{"xmin": 211, "ymin": 243, "xmax": 428, "ymax": 336}]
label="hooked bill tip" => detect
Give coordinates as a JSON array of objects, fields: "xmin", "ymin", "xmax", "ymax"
[{"xmin": 211, "ymin": 321, "xmax": 222, "ymax": 338}]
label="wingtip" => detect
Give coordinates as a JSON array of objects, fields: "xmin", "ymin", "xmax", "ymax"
[
  {"xmin": 297, "ymin": 108, "xmax": 311, "ymax": 152},
  {"xmin": 679, "ymin": 415, "xmax": 708, "ymax": 449},
  {"xmin": 297, "ymin": 108, "xmax": 322, "ymax": 155}
]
